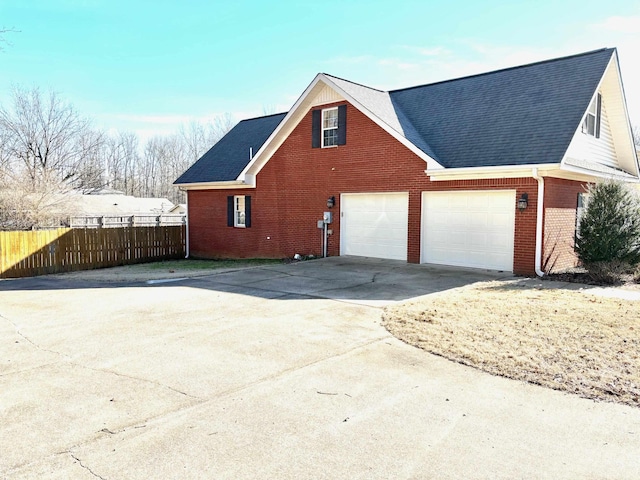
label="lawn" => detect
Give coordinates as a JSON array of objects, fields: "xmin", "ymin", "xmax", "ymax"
[
  {"xmin": 383, "ymin": 280, "xmax": 640, "ymax": 408},
  {"xmin": 54, "ymin": 258, "xmax": 283, "ymax": 282}
]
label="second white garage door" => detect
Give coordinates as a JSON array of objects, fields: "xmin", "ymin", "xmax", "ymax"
[
  {"xmin": 421, "ymin": 190, "xmax": 515, "ymax": 271},
  {"xmin": 341, "ymin": 193, "xmax": 408, "ymax": 261}
]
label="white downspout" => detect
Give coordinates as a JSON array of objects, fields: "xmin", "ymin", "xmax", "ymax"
[
  {"xmin": 184, "ymin": 190, "xmax": 190, "ymax": 259},
  {"xmin": 532, "ymin": 168, "xmax": 544, "ymax": 277}
]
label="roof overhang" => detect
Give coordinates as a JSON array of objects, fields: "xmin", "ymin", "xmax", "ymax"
[
  {"xmin": 176, "ymin": 180, "xmax": 254, "ymax": 191},
  {"xmin": 427, "ymin": 164, "xmax": 559, "ymax": 181},
  {"xmin": 427, "ymin": 162, "xmax": 639, "ymax": 183}
]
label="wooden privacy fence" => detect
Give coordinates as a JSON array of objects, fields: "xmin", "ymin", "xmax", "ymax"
[{"xmin": 0, "ymin": 226, "xmax": 186, "ymax": 279}]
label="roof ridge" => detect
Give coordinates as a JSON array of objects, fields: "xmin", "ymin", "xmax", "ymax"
[
  {"xmin": 322, "ymin": 73, "xmax": 386, "ymax": 93},
  {"xmin": 239, "ymin": 111, "xmax": 288, "ymax": 123},
  {"xmin": 389, "ymin": 48, "xmax": 615, "ymax": 94}
]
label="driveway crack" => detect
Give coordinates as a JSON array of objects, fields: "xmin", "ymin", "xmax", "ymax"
[
  {"xmin": 68, "ymin": 362, "xmax": 202, "ymax": 400},
  {"xmin": 69, "ymin": 452, "xmax": 108, "ymax": 480},
  {"xmin": 0, "ymin": 312, "xmax": 71, "ymax": 360}
]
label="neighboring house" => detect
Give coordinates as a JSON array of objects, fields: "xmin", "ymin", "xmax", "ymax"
[
  {"xmin": 169, "ymin": 204, "xmax": 187, "ymax": 215},
  {"xmin": 72, "ymin": 191, "xmax": 174, "ymax": 216},
  {"xmin": 68, "ymin": 192, "xmax": 180, "ymax": 227},
  {"xmin": 175, "ymin": 48, "xmax": 640, "ymax": 276}
]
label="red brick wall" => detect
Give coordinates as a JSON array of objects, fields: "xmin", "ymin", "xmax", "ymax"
[
  {"xmin": 188, "ymin": 101, "xmax": 540, "ymax": 275},
  {"xmin": 542, "ymin": 178, "xmax": 589, "ymax": 272}
]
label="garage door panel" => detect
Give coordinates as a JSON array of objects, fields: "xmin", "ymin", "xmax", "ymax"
[
  {"xmin": 422, "ymin": 191, "xmax": 515, "ymax": 271},
  {"xmin": 342, "ymin": 193, "xmax": 408, "ymax": 261}
]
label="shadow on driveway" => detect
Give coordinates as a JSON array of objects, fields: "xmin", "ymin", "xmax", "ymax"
[{"xmin": 0, "ymin": 256, "xmax": 511, "ymax": 305}]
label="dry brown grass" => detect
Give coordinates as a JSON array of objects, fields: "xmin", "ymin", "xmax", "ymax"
[{"xmin": 383, "ymin": 280, "xmax": 640, "ymax": 408}]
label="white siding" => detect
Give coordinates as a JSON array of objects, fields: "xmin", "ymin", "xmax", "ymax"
[
  {"xmin": 311, "ymin": 84, "xmax": 344, "ymax": 106},
  {"xmin": 564, "ymin": 98, "xmax": 618, "ymax": 168}
]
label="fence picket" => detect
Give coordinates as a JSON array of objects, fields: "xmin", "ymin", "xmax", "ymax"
[{"xmin": 0, "ymin": 226, "xmax": 186, "ymax": 278}]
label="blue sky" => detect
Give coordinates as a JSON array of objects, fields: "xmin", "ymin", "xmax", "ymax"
[{"xmin": 1, "ymin": 0, "xmax": 639, "ymax": 141}]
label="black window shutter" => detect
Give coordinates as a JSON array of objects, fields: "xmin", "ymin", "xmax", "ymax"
[
  {"xmin": 245, "ymin": 196, "xmax": 251, "ymax": 228},
  {"xmin": 595, "ymin": 93, "xmax": 602, "ymax": 139},
  {"xmin": 337, "ymin": 105, "xmax": 347, "ymax": 145},
  {"xmin": 311, "ymin": 109, "xmax": 321, "ymax": 148},
  {"xmin": 227, "ymin": 196, "xmax": 234, "ymax": 227}
]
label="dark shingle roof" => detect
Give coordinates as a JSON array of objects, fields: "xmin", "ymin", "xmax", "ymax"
[
  {"xmin": 176, "ymin": 49, "xmax": 614, "ymax": 184},
  {"xmin": 389, "ymin": 48, "xmax": 614, "ymax": 168},
  {"xmin": 174, "ymin": 112, "xmax": 287, "ymax": 184}
]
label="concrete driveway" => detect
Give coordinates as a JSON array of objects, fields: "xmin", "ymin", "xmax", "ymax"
[{"xmin": 1, "ymin": 257, "xmax": 639, "ymax": 479}]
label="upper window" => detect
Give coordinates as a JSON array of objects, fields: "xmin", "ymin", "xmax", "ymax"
[
  {"xmin": 582, "ymin": 93, "xmax": 601, "ymax": 138},
  {"xmin": 312, "ymin": 105, "xmax": 346, "ymax": 148},
  {"xmin": 322, "ymin": 107, "xmax": 339, "ymax": 147},
  {"xmin": 234, "ymin": 195, "xmax": 246, "ymax": 227}
]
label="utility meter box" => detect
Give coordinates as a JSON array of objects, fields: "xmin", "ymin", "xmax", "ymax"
[
  {"xmin": 317, "ymin": 220, "xmax": 325, "ymax": 229},
  {"xmin": 323, "ymin": 212, "xmax": 333, "ymax": 224}
]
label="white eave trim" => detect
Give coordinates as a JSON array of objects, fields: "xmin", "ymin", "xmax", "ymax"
[
  {"xmin": 176, "ymin": 180, "xmax": 254, "ymax": 191},
  {"xmin": 560, "ymin": 162, "xmax": 640, "ymax": 182},
  {"xmin": 318, "ymin": 76, "xmax": 443, "ymax": 171},
  {"xmin": 427, "ymin": 164, "xmax": 559, "ymax": 181},
  {"xmin": 239, "ymin": 73, "xmax": 444, "ymax": 180}
]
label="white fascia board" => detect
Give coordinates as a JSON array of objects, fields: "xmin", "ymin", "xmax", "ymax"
[
  {"xmin": 177, "ymin": 180, "xmax": 254, "ymax": 191},
  {"xmin": 240, "ymin": 73, "xmax": 444, "ymax": 180},
  {"xmin": 321, "ymin": 76, "xmax": 444, "ymax": 171},
  {"xmin": 239, "ymin": 74, "xmax": 326, "ymax": 180},
  {"xmin": 560, "ymin": 52, "xmax": 639, "ymax": 178},
  {"xmin": 559, "ymin": 162, "xmax": 639, "ymax": 183},
  {"xmin": 427, "ymin": 164, "xmax": 558, "ymax": 181},
  {"xmin": 609, "ymin": 51, "xmax": 640, "ymax": 177}
]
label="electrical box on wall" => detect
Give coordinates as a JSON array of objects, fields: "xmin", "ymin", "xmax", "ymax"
[
  {"xmin": 323, "ymin": 212, "xmax": 333, "ymax": 224},
  {"xmin": 317, "ymin": 220, "xmax": 324, "ymax": 229}
]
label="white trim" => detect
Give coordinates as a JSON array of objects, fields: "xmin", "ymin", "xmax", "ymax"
[
  {"xmin": 239, "ymin": 74, "xmax": 444, "ymax": 181},
  {"xmin": 427, "ymin": 163, "xmax": 559, "ymax": 181},
  {"xmin": 532, "ymin": 168, "xmax": 545, "ymax": 277},
  {"xmin": 234, "ymin": 195, "xmax": 246, "ymax": 228},
  {"xmin": 177, "ymin": 180, "xmax": 254, "ymax": 190},
  {"xmin": 560, "ymin": 53, "xmax": 640, "ymax": 178},
  {"xmin": 185, "ymin": 192, "xmax": 190, "ymax": 258},
  {"xmin": 321, "ymin": 106, "xmax": 339, "ymax": 148}
]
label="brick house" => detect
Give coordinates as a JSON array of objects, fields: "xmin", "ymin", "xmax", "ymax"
[{"xmin": 175, "ymin": 48, "xmax": 639, "ymax": 276}]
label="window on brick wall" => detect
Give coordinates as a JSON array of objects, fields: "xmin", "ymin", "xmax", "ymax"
[
  {"xmin": 575, "ymin": 192, "xmax": 587, "ymax": 242},
  {"xmin": 582, "ymin": 93, "xmax": 602, "ymax": 138},
  {"xmin": 312, "ymin": 105, "xmax": 347, "ymax": 148},
  {"xmin": 227, "ymin": 195, "xmax": 251, "ymax": 228}
]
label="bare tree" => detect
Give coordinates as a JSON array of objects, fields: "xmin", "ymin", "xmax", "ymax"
[
  {"xmin": 633, "ymin": 124, "xmax": 640, "ymax": 147},
  {"xmin": 210, "ymin": 113, "xmax": 235, "ymax": 143},
  {"xmin": 0, "ymin": 87, "xmax": 105, "ymax": 228},
  {"xmin": 0, "ymin": 86, "xmax": 104, "ymax": 189}
]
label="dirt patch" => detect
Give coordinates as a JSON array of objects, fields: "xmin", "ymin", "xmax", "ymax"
[{"xmin": 383, "ymin": 279, "xmax": 640, "ymax": 408}]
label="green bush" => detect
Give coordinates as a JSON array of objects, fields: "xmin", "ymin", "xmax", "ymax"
[{"xmin": 575, "ymin": 181, "xmax": 640, "ymax": 277}]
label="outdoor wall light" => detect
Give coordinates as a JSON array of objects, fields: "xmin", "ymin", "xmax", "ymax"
[
  {"xmin": 327, "ymin": 196, "xmax": 335, "ymax": 209},
  {"xmin": 518, "ymin": 193, "xmax": 529, "ymax": 212}
]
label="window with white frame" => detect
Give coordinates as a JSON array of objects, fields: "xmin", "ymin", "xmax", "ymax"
[
  {"xmin": 322, "ymin": 107, "xmax": 339, "ymax": 147},
  {"xmin": 235, "ymin": 195, "xmax": 246, "ymax": 227},
  {"xmin": 582, "ymin": 93, "xmax": 601, "ymax": 137},
  {"xmin": 575, "ymin": 192, "xmax": 588, "ymax": 243}
]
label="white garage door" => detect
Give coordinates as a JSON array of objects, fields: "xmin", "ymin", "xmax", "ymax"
[
  {"xmin": 421, "ymin": 190, "xmax": 515, "ymax": 271},
  {"xmin": 341, "ymin": 193, "xmax": 408, "ymax": 261}
]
